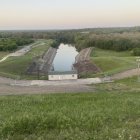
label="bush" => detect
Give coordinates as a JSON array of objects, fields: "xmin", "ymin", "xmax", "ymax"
[
  {"xmin": 0, "ymin": 38, "xmax": 34, "ymax": 51},
  {"xmin": 133, "ymin": 47, "xmax": 140, "ymax": 56}
]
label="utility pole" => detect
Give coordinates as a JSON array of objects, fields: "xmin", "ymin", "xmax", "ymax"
[{"xmin": 136, "ymin": 57, "xmax": 140, "ymax": 82}]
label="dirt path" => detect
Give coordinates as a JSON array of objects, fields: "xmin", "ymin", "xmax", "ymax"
[
  {"xmin": 111, "ymin": 68, "xmax": 140, "ymax": 80},
  {"xmin": 0, "ymin": 76, "xmax": 101, "ymax": 95},
  {"xmin": 0, "ymin": 67, "xmax": 139, "ymax": 95},
  {"xmin": 0, "ymin": 84, "xmax": 95, "ymax": 96},
  {"xmin": 0, "ymin": 42, "xmax": 40, "ymax": 63}
]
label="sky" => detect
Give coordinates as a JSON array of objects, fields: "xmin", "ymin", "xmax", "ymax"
[{"xmin": 0, "ymin": 0, "xmax": 140, "ymax": 30}]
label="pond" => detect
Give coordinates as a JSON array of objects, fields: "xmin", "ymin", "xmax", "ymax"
[{"xmin": 52, "ymin": 44, "xmax": 78, "ymax": 71}]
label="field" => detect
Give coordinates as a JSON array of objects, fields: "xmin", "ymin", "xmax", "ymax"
[
  {"xmin": 90, "ymin": 48, "xmax": 136, "ymax": 76},
  {"xmin": 0, "ymin": 40, "xmax": 52, "ymax": 79},
  {"xmin": 0, "ymin": 83, "xmax": 140, "ymax": 140}
]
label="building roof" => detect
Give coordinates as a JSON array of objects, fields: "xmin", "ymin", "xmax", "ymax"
[{"xmin": 48, "ymin": 70, "xmax": 77, "ymax": 75}]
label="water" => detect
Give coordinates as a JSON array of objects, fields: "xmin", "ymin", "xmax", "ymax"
[{"xmin": 52, "ymin": 44, "xmax": 78, "ymax": 71}]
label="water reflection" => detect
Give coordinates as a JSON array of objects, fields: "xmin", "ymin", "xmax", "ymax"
[{"xmin": 52, "ymin": 44, "xmax": 78, "ymax": 71}]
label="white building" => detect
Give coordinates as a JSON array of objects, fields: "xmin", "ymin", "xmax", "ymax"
[{"xmin": 48, "ymin": 71, "xmax": 78, "ymax": 81}]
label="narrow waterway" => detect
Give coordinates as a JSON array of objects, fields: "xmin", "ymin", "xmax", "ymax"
[{"xmin": 52, "ymin": 44, "xmax": 78, "ymax": 71}]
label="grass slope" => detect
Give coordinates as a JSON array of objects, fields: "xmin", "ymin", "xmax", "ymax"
[
  {"xmin": 91, "ymin": 48, "xmax": 136, "ymax": 76},
  {"xmin": 0, "ymin": 40, "xmax": 52, "ymax": 79},
  {"xmin": 0, "ymin": 91, "xmax": 140, "ymax": 140}
]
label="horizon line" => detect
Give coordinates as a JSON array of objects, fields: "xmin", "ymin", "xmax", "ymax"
[{"xmin": 0, "ymin": 25, "xmax": 140, "ymax": 31}]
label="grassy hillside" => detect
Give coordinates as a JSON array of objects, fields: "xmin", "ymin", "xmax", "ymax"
[
  {"xmin": 90, "ymin": 48, "xmax": 136, "ymax": 76},
  {"xmin": 0, "ymin": 90, "xmax": 140, "ymax": 140},
  {"xmin": 0, "ymin": 40, "xmax": 52, "ymax": 79}
]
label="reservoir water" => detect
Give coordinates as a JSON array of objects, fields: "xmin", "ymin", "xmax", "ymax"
[{"xmin": 52, "ymin": 44, "xmax": 78, "ymax": 71}]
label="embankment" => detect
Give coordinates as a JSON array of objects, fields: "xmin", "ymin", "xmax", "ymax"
[
  {"xmin": 27, "ymin": 47, "xmax": 57, "ymax": 75},
  {"xmin": 74, "ymin": 47, "xmax": 101, "ymax": 75}
]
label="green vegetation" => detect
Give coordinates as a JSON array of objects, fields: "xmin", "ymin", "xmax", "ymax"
[
  {"xmin": 96, "ymin": 76, "xmax": 140, "ymax": 95},
  {"xmin": 0, "ymin": 89, "xmax": 140, "ymax": 139},
  {"xmin": 89, "ymin": 48, "xmax": 136, "ymax": 76},
  {"xmin": 0, "ymin": 40, "xmax": 52, "ymax": 79},
  {"xmin": 51, "ymin": 40, "xmax": 60, "ymax": 48},
  {"xmin": 0, "ymin": 29, "xmax": 140, "ymax": 140},
  {"xmin": 0, "ymin": 28, "xmax": 140, "ymax": 78},
  {"xmin": 0, "ymin": 52, "xmax": 9, "ymax": 59},
  {"xmin": 133, "ymin": 48, "xmax": 140, "ymax": 56},
  {"xmin": 91, "ymin": 48, "xmax": 132, "ymax": 57},
  {"xmin": 1, "ymin": 27, "xmax": 140, "ymax": 54},
  {"xmin": 0, "ymin": 38, "xmax": 34, "ymax": 51},
  {"xmin": 75, "ymin": 32, "xmax": 140, "ymax": 52},
  {"xmin": 93, "ymin": 57, "xmax": 135, "ymax": 74}
]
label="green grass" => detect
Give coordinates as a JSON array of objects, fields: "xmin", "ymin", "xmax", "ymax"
[
  {"xmin": 0, "ymin": 92, "xmax": 140, "ymax": 140},
  {"xmin": 92, "ymin": 57, "xmax": 136, "ymax": 75},
  {"xmin": 91, "ymin": 48, "xmax": 132, "ymax": 57},
  {"xmin": 90, "ymin": 48, "xmax": 137, "ymax": 76},
  {"xmin": 0, "ymin": 40, "xmax": 52, "ymax": 79},
  {"xmin": 96, "ymin": 76, "xmax": 140, "ymax": 93},
  {"xmin": 0, "ymin": 52, "xmax": 9, "ymax": 59}
]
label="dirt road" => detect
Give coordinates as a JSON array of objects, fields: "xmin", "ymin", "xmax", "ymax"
[
  {"xmin": 0, "ymin": 76, "xmax": 100, "ymax": 95},
  {"xmin": 0, "ymin": 68, "xmax": 139, "ymax": 95},
  {"xmin": 0, "ymin": 84, "xmax": 95, "ymax": 96}
]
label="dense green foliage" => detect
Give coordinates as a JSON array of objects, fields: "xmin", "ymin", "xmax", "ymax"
[
  {"xmin": 0, "ymin": 38, "xmax": 34, "ymax": 51},
  {"xmin": 1, "ymin": 27, "xmax": 140, "ymax": 53},
  {"xmin": 74, "ymin": 33, "xmax": 140, "ymax": 52},
  {"xmin": 133, "ymin": 47, "xmax": 140, "ymax": 56},
  {"xmin": 51, "ymin": 40, "xmax": 61, "ymax": 48},
  {"xmin": 0, "ymin": 90, "xmax": 140, "ymax": 140},
  {"xmin": 48, "ymin": 32, "xmax": 75, "ymax": 48},
  {"xmin": 47, "ymin": 32, "xmax": 75, "ymax": 44}
]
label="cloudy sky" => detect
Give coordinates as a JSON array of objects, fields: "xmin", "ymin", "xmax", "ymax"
[{"xmin": 0, "ymin": 0, "xmax": 140, "ymax": 30}]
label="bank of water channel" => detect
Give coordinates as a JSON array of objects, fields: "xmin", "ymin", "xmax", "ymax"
[{"xmin": 51, "ymin": 44, "xmax": 78, "ymax": 71}]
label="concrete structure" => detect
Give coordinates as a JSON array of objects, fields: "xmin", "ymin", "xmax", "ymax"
[{"xmin": 48, "ymin": 71, "xmax": 78, "ymax": 81}]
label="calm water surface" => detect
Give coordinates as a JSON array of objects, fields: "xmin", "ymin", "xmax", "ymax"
[{"xmin": 52, "ymin": 44, "xmax": 78, "ymax": 71}]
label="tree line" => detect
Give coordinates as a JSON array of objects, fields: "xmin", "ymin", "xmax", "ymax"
[
  {"xmin": 0, "ymin": 28, "xmax": 140, "ymax": 55},
  {"xmin": 0, "ymin": 38, "xmax": 34, "ymax": 51},
  {"xmin": 74, "ymin": 32, "xmax": 140, "ymax": 56}
]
